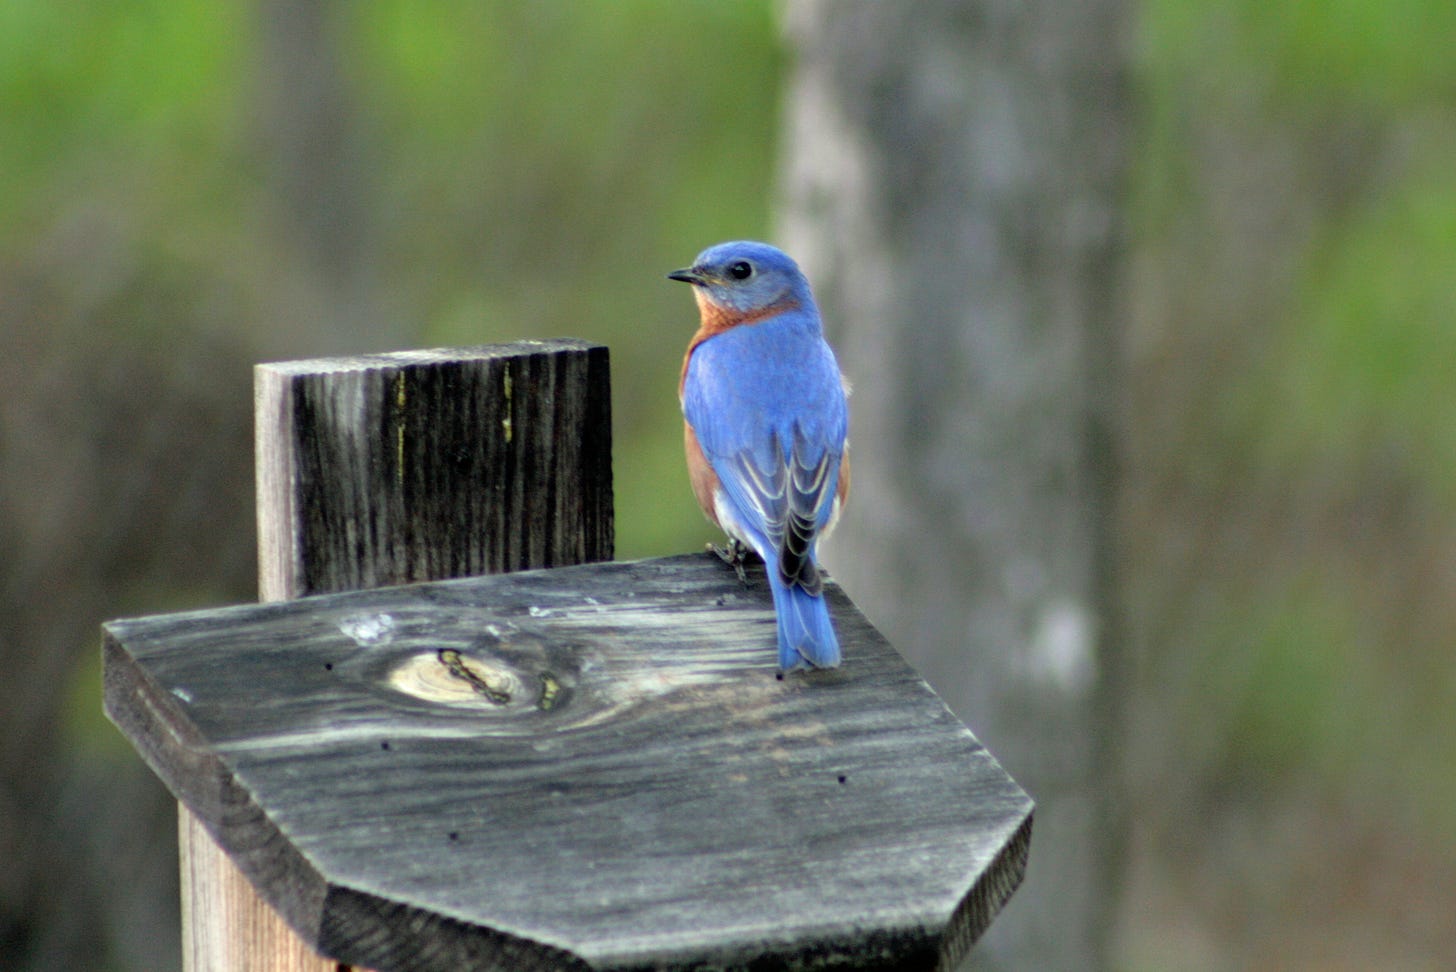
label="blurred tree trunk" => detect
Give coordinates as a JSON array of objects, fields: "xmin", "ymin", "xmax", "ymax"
[{"xmin": 778, "ymin": 2, "xmax": 1130, "ymax": 969}]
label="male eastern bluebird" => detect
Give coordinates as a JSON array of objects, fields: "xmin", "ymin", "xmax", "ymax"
[{"xmin": 669, "ymin": 241, "xmax": 850, "ymax": 670}]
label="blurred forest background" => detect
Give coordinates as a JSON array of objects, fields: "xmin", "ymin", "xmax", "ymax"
[{"xmin": 2, "ymin": 1, "xmax": 1454, "ymax": 970}]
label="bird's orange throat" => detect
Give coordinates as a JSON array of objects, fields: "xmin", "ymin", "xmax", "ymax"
[
  {"xmin": 678, "ymin": 292, "xmax": 801, "ymax": 395},
  {"xmin": 693, "ymin": 291, "xmax": 799, "ymax": 340}
]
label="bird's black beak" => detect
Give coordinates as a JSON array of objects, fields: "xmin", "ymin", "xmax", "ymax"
[{"xmin": 667, "ymin": 267, "xmax": 705, "ymax": 285}]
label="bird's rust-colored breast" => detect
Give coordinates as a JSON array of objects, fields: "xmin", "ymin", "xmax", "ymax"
[{"xmin": 682, "ymin": 421, "xmax": 722, "ymax": 527}]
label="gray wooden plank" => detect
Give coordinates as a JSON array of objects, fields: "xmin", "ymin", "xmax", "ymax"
[
  {"xmin": 105, "ymin": 554, "xmax": 1032, "ymax": 972},
  {"xmin": 255, "ymin": 339, "xmax": 614, "ymax": 601}
]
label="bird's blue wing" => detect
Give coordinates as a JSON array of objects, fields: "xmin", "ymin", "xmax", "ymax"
[
  {"xmin": 779, "ymin": 424, "xmax": 841, "ymax": 592},
  {"xmin": 683, "ymin": 320, "xmax": 847, "ymax": 587}
]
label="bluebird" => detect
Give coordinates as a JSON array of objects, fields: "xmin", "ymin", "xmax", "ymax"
[{"xmin": 669, "ymin": 241, "xmax": 850, "ymax": 670}]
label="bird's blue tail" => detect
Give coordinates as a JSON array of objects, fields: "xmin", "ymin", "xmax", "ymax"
[{"xmin": 769, "ymin": 575, "xmax": 841, "ymax": 670}]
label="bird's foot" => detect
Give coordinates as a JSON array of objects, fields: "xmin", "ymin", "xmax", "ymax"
[{"xmin": 708, "ymin": 538, "xmax": 753, "ymax": 587}]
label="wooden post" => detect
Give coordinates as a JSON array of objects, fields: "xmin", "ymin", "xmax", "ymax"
[{"xmin": 178, "ymin": 340, "xmax": 612, "ymax": 971}]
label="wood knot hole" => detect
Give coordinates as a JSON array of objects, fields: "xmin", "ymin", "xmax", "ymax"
[{"xmin": 438, "ymin": 648, "xmax": 511, "ymax": 705}]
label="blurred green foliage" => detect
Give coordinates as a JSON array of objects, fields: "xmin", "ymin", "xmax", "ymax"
[
  {"xmin": 1141, "ymin": 0, "xmax": 1456, "ymax": 111},
  {"xmin": 1, "ymin": 0, "xmax": 782, "ymax": 560},
  {"xmin": 0, "ymin": 1, "xmax": 246, "ymax": 230},
  {"xmin": 1131, "ymin": 0, "xmax": 1456, "ymax": 964},
  {"xmin": 1227, "ymin": 0, "xmax": 1456, "ymax": 108},
  {"xmin": 1277, "ymin": 173, "xmax": 1456, "ymax": 490}
]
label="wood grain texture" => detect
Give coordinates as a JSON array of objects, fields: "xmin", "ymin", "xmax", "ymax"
[
  {"xmin": 178, "ymin": 340, "xmax": 614, "ymax": 971},
  {"xmin": 106, "ymin": 554, "xmax": 1033, "ymax": 971},
  {"xmin": 180, "ymin": 809, "xmax": 341, "ymax": 972},
  {"xmin": 256, "ymin": 339, "xmax": 615, "ymax": 601}
]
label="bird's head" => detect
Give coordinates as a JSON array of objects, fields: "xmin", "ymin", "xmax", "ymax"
[{"xmin": 667, "ymin": 241, "xmax": 812, "ymax": 318}]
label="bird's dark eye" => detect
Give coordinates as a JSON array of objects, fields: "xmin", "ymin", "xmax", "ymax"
[{"xmin": 727, "ymin": 260, "xmax": 753, "ymax": 281}]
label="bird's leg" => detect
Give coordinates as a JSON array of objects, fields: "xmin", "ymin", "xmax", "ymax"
[{"xmin": 708, "ymin": 538, "xmax": 753, "ymax": 587}]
